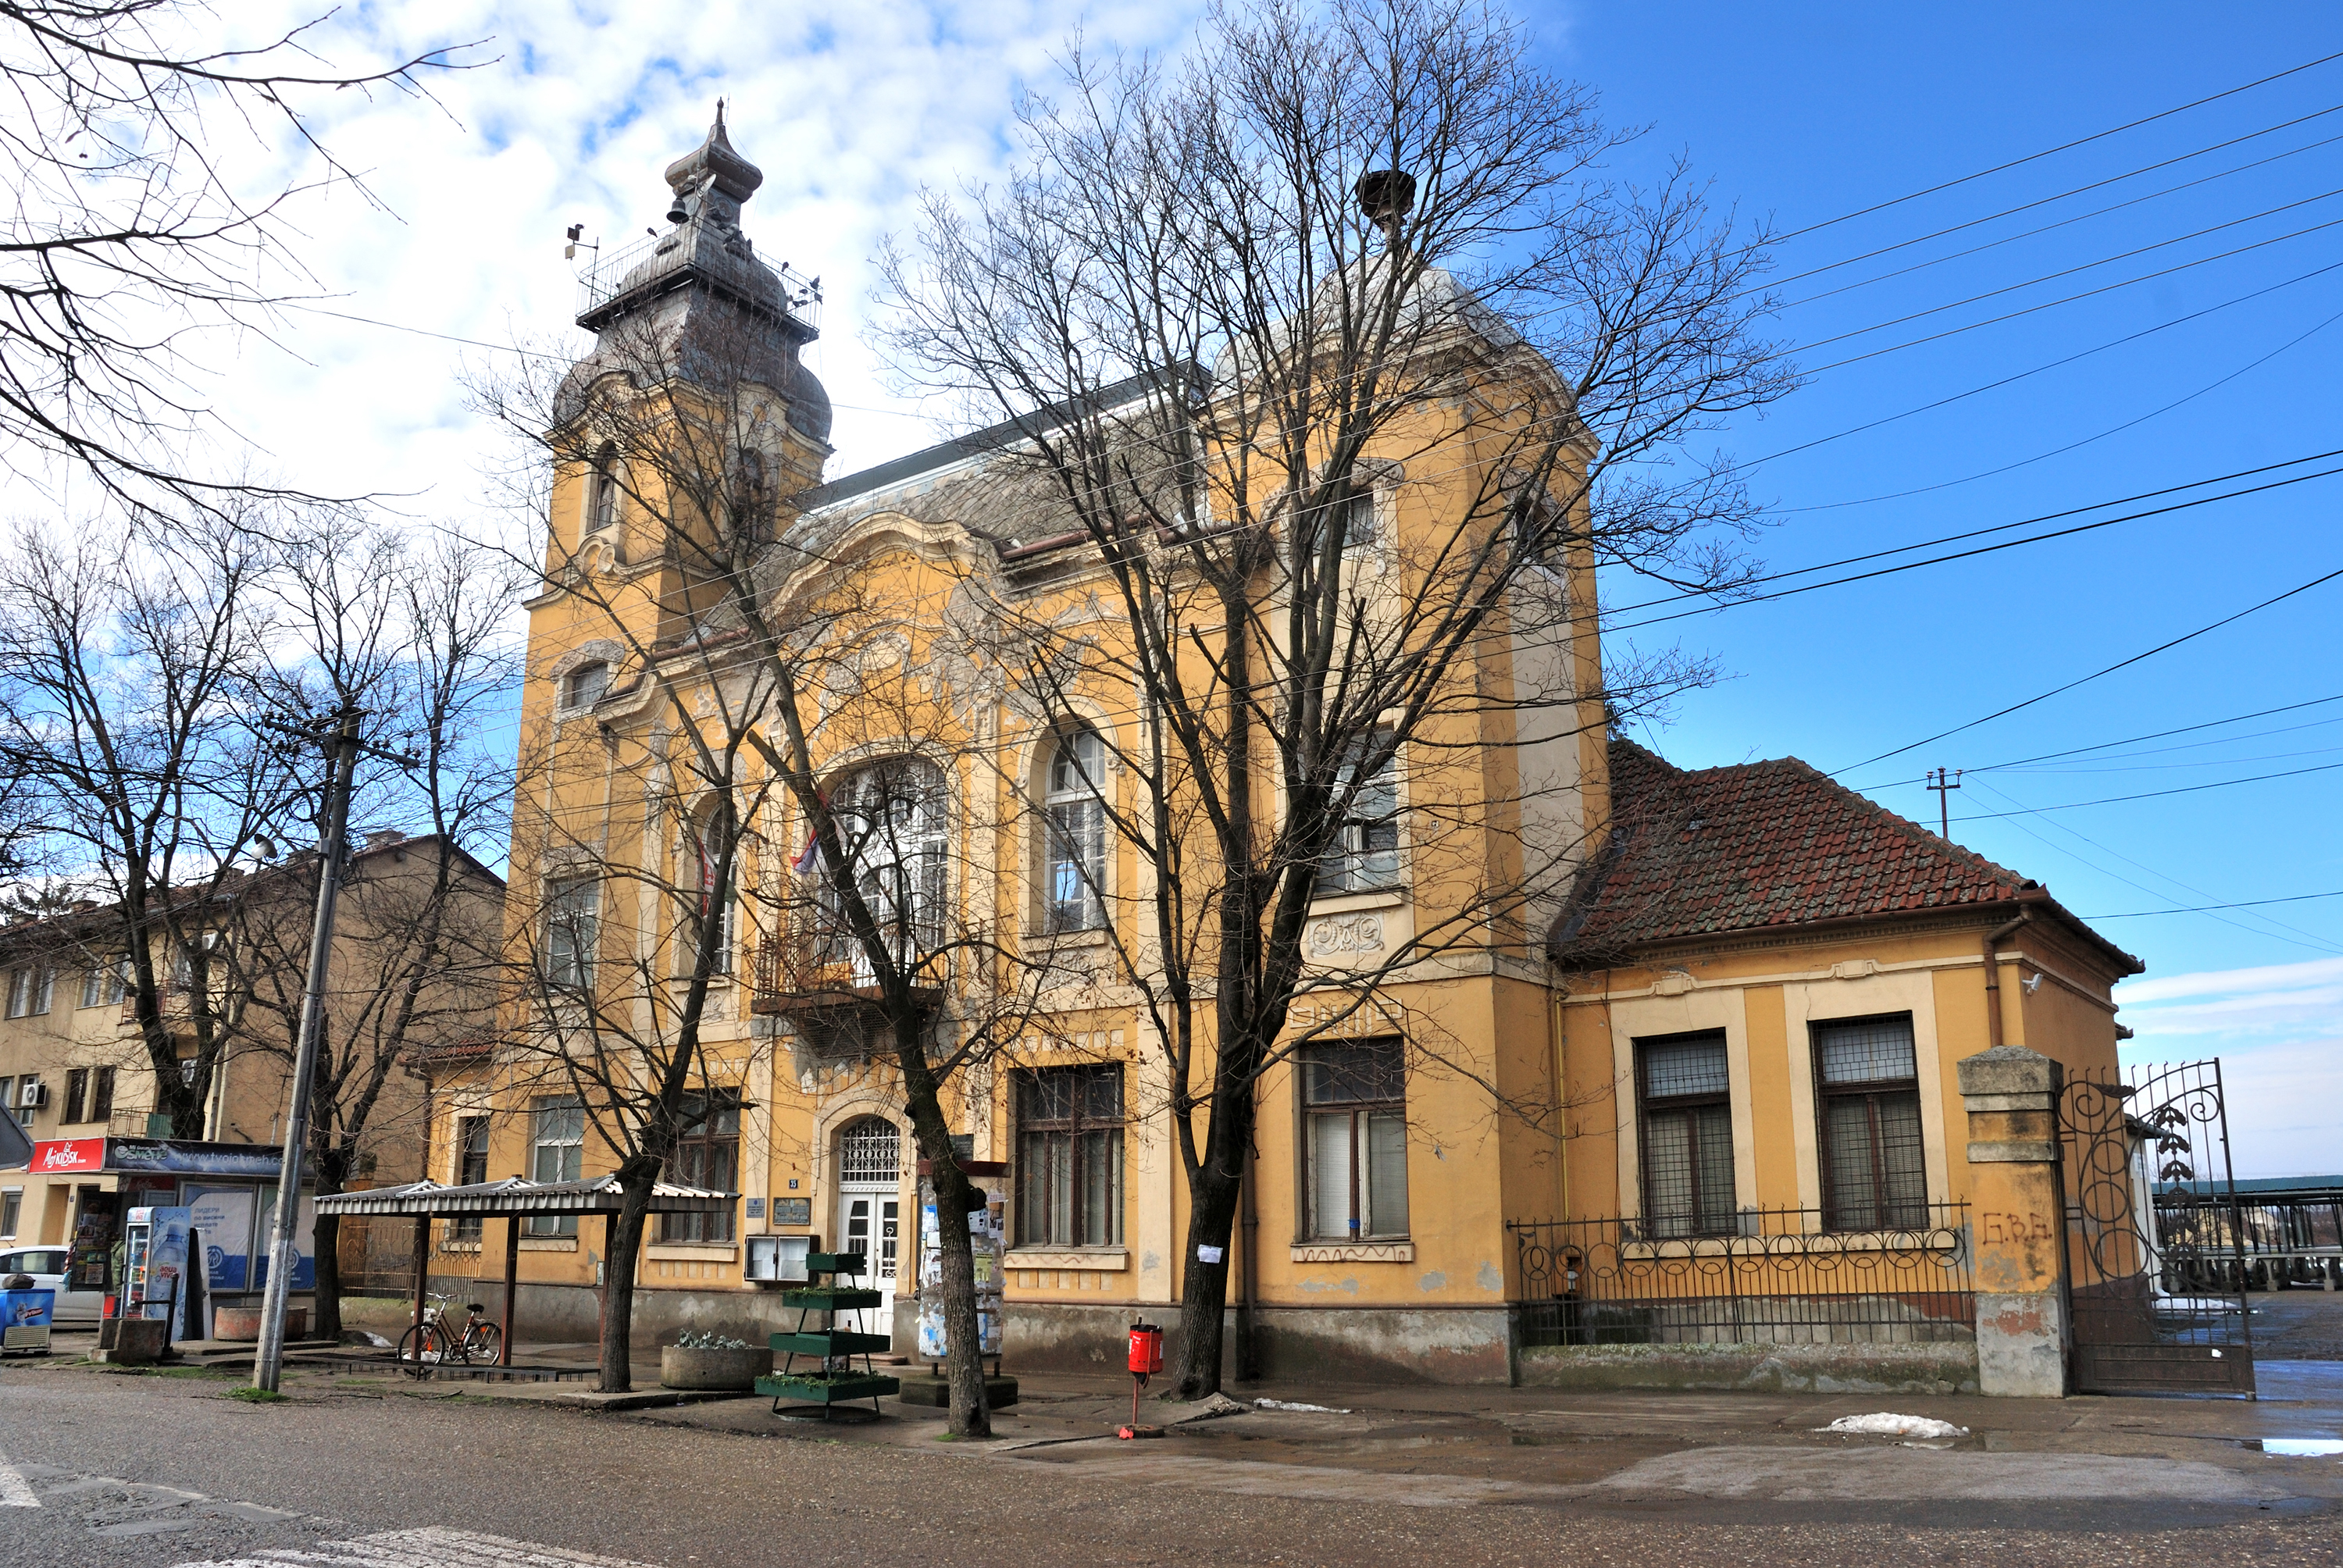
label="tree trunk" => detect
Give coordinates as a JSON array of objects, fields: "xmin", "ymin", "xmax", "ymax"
[
  {"xmin": 598, "ymin": 1174, "xmax": 654, "ymax": 1393},
  {"xmin": 309, "ymin": 1210, "xmax": 343, "ymax": 1343},
  {"xmin": 933, "ymin": 1178, "xmax": 990, "ymax": 1438},
  {"xmin": 1170, "ymin": 1160, "xmax": 1242, "ymax": 1399}
]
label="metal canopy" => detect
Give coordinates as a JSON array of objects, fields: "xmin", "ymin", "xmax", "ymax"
[{"xmin": 314, "ymin": 1174, "xmax": 737, "ymax": 1218}]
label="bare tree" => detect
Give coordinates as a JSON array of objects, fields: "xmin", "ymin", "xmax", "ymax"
[
  {"xmin": 0, "ymin": 511, "xmax": 294, "ymax": 1134},
  {"xmin": 0, "ymin": 2, "xmax": 477, "ymax": 509},
  {"xmin": 470, "ymin": 282, "xmax": 1087, "ymax": 1426},
  {"xmin": 875, "ymin": 0, "xmax": 1796, "ymax": 1395},
  {"xmin": 214, "ymin": 518, "xmax": 516, "ymax": 1342}
]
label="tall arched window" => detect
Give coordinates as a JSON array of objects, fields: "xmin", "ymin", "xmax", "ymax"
[
  {"xmin": 1043, "ymin": 728, "xmax": 1105, "ymax": 933},
  {"xmin": 587, "ymin": 441, "xmax": 621, "ymax": 537},
  {"xmin": 822, "ymin": 757, "xmax": 947, "ymax": 982}
]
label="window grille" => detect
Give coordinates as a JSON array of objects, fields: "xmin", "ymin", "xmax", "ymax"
[
  {"xmin": 1637, "ymin": 1032, "xmax": 1736, "ymax": 1240},
  {"xmin": 837, "ymin": 1116, "xmax": 900, "ymax": 1185},
  {"xmin": 1814, "ymin": 1015, "xmax": 1927, "ymax": 1232}
]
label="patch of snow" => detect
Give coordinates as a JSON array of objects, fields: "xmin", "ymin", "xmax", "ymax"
[
  {"xmin": 1254, "ymin": 1398, "xmax": 1352, "ymax": 1414},
  {"xmin": 1821, "ymin": 1413, "xmax": 1970, "ymax": 1439},
  {"xmin": 2259, "ymin": 1438, "xmax": 2343, "ymax": 1456}
]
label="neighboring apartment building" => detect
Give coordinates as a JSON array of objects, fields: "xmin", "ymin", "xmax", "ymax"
[
  {"xmin": 417, "ymin": 117, "xmax": 2140, "ymax": 1388},
  {"xmin": 0, "ymin": 834, "xmax": 505, "ymax": 1259}
]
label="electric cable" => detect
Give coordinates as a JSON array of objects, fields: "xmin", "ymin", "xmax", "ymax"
[
  {"xmin": 2084, "ymin": 890, "xmax": 2343, "ymax": 918},
  {"xmin": 1853, "ymin": 691, "xmax": 2343, "ymax": 791},
  {"xmin": 1952, "ymin": 757, "xmax": 2343, "ymax": 818},
  {"xmin": 1771, "ymin": 48, "xmax": 2343, "ymax": 244},
  {"xmin": 1831, "ymin": 563, "xmax": 2343, "ymax": 775}
]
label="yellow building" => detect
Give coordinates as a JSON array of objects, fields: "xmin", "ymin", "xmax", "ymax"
[{"xmin": 428, "ymin": 116, "xmax": 2143, "ymax": 1392}]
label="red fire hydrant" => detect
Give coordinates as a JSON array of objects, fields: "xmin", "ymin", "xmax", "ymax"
[{"xmin": 1120, "ymin": 1321, "xmax": 1164, "ymax": 1440}]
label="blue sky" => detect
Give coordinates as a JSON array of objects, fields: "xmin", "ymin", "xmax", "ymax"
[
  {"xmin": 191, "ymin": 1, "xmax": 2338, "ymax": 1171},
  {"xmin": 1535, "ymin": 5, "xmax": 2341, "ymax": 1171}
]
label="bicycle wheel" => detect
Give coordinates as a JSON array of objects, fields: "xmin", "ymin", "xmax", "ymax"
[
  {"xmin": 395, "ymin": 1322, "xmax": 441, "ymax": 1378},
  {"xmin": 465, "ymin": 1323, "xmax": 503, "ymax": 1367}
]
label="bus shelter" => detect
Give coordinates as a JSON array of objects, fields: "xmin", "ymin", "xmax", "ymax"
[{"xmin": 313, "ymin": 1175, "xmax": 736, "ymax": 1368}]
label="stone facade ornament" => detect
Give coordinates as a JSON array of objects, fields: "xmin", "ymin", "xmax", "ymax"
[{"xmin": 1308, "ymin": 912, "xmax": 1384, "ymax": 954}]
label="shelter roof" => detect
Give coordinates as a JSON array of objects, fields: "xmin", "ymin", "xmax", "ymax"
[
  {"xmin": 1550, "ymin": 738, "xmax": 2142, "ymax": 975},
  {"xmin": 312, "ymin": 1174, "xmax": 736, "ymax": 1217}
]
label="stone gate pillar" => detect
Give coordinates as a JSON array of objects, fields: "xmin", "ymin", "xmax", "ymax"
[{"xmin": 1958, "ymin": 1045, "xmax": 2069, "ymax": 1397}]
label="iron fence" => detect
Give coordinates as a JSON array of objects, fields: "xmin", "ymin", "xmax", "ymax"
[{"xmin": 1507, "ymin": 1204, "xmax": 1975, "ymax": 1349}]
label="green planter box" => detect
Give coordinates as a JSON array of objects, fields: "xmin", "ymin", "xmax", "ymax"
[
  {"xmin": 771, "ymin": 1330, "xmax": 891, "ymax": 1357},
  {"xmin": 756, "ymin": 1372, "xmax": 900, "ymax": 1405},
  {"xmin": 776, "ymin": 1288, "xmax": 883, "ymax": 1311}
]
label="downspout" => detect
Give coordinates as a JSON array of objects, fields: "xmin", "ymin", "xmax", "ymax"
[{"xmin": 1983, "ymin": 909, "xmax": 2032, "ymax": 1051}]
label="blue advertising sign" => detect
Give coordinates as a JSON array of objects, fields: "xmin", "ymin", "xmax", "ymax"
[{"xmin": 107, "ymin": 1139, "xmax": 280, "ymax": 1178}]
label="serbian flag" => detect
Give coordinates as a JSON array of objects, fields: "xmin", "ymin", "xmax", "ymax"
[{"xmin": 792, "ymin": 798, "xmax": 830, "ymax": 878}]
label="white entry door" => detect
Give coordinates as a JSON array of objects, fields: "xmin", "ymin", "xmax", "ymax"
[{"xmin": 835, "ymin": 1116, "xmax": 902, "ymax": 1326}]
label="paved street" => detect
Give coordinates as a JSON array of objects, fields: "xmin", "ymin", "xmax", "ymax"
[{"xmin": 8, "ymin": 1348, "xmax": 2343, "ymax": 1566}]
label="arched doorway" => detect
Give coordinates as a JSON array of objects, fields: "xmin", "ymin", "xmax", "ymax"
[{"xmin": 835, "ymin": 1115, "xmax": 903, "ymax": 1316}]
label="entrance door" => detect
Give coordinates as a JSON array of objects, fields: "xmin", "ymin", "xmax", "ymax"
[
  {"xmin": 2062, "ymin": 1061, "xmax": 2256, "ymax": 1395},
  {"xmin": 836, "ymin": 1117, "xmax": 903, "ymax": 1322}
]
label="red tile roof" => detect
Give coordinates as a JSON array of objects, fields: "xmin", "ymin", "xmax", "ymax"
[{"xmin": 1548, "ymin": 739, "xmax": 2141, "ymax": 973}]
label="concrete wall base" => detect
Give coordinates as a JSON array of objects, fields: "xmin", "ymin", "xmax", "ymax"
[
  {"xmin": 1006, "ymin": 1300, "xmax": 1514, "ymax": 1385},
  {"xmin": 425, "ymin": 1276, "xmax": 826, "ymax": 1349},
  {"xmin": 1517, "ymin": 1339, "xmax": 1980, "ymax": 1395},
  {"xmin": 1975, "ymin": 1289, "xmax": 2068, "ymax": 1397}
]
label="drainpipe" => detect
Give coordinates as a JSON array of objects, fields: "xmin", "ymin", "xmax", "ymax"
[{"xmin": 1983, "ymin": 909, "xmax": 2032, "ymax": 1051}]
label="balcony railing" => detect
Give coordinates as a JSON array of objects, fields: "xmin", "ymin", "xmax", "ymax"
[
  {"xmin": 1508, "ymin": 1205, "xmax": 1976, "ymax": 1349},
  {"xmin": 574, "ymin": 226, "xmax": 822, "ymax": 334}
]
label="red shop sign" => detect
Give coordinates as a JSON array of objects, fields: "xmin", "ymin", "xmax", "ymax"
[{"xmin": 31, "ymin": 1137, "xmax": 106, "ymax": 1173}]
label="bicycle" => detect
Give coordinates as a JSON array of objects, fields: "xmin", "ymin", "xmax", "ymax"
[{"xmin": 395, "ymin": 1292, "xmax": 504, "ymax": 1377}]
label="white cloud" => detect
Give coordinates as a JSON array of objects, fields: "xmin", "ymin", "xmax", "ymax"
[
  {"xmin": 2118, "ymin": 956, "xmax": 2343, "ymax": 1178},
  {"xmin": 152, "ymin": 0, "xmax": 1207, "ymax": 522}
]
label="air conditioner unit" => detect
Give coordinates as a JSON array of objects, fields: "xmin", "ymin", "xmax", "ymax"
[
  {"xmin": 745, "ymin": 1234, "xmax": 815, "ymax": 1285},
  {"xmin": 21, "ymin": 1083, "xmax": 46, "ymax": 1109}
]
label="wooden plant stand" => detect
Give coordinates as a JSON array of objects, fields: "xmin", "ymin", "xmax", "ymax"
[{"xmin": 758, "ymin": 1252, "xmax": 900, "ymax": 1420}]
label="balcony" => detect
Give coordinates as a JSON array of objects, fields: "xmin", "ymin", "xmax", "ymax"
[
  {"xmin": 747, "ymin": 931, "xmax": 940, "ymax": 1020},
  {"xmin": 574, "ymin": 224, "xmax": 822, "ymax": 337}
]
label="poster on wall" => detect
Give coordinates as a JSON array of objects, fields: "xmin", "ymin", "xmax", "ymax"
[
  {"xmin": 251, "ymin": 1190, "xmax": 316, "ymax": 1291},
  {"xmin": 187, "ymin": 1188, "xmax": 257, "ymax": 1290}
]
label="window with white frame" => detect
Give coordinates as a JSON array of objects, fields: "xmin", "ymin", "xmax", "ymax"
[
  {"xmin": 683, "ymin": 824, "xmax": 739, "ymax": 976},
  {"xmin": 1303, "ymin": 1039, "xmax": 1409, "ymax": 1241},
  {"xmin": 5, "ymin": 966, "xmax": 51, "ymax": 1017},
  {"xmin": 543, "ymin": 877, "xmax": 600, "ymax": 991},
  {"xmin": 821, "ymin": 758, "xmax": 947, "ymax": 982},
  {"xmin": 80, "ymin": 957, "xmax": 129, "ymax": 1010},
  {"xmin": 1043, "ymin": 729, "xmax": 1106, "ymax": 934},
  {"xmin": 1814, "ymin": 1014, "xmax": 1928, "ymax": 1231},
  {"xmin": 527, "ymin": 1098, "xmax": 585, "ymax": 1236},
  {"xmin": 1318, "ymin": 733, "xmax": 1400, "ymax": 894},
  {"xmin": 586, "ymin": 442, "xmax": 621, "ymax": 537},
  {"xmin": 562, "ymin": 660, "xmax": 610, "ymax": 711},
  {"xmin": 1636, "ymin": 1032, "xmax": 1736, "ymax": 1239}
]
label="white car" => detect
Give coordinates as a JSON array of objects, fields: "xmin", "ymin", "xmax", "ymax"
[{"xmin": 0, "ymin": 1245, "xmax": 102, "ymax": 1324}]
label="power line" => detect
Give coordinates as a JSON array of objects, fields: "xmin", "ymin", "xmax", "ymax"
[
  {"xmin": 1773, "ymin": 49, "xmax": 2343, "ymax": 243},
  {"xmin": 1854, "ymin": 691, "xmax": 2343, "ymax": 791},
  {"xmin": 1833, "ymin": 565, "xmax": 2343, "ymax": 775},
  {"xmin": 1799, "ymin": 211, "xmax": 2343, "ymax": 376},
  {"xmin": 2085, "ymin": 890, "xmax": 2343, "ymax": 918},
  {"xmin": 1606, "ymin": 463, "xmax": 2343, "ymax": 633},
  {"xmin": 1610, "ymin": 449, "xmax": 2343, "ymax": 618},
  {"xmin": 1781, "ymin": 183, "xmax": 2343, "ymax": 319},
  {"xmin": 1778, "ymin": 302, "xmax": 2343, "ymax": 515},
  {"xmin": 1768, "ymin": 112, "xmax": 2343, "ymax": 301},
  {"xmin": 1952, "ymin": 758, "xmax": 2343, "ymax": 819}
]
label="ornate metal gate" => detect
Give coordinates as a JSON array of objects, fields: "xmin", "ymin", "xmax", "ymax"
[{"xmin": 2061, "ymin": 1060, "xmax": 2255, "ymax": 1396}]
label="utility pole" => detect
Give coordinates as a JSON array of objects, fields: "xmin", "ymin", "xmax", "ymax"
[
  {"xmin": 252, "ymin": 707, "xmax": 415, "ymax": 1393},
  {"xmin": 1927, "ymin": 768, "xmax": 1963, "ymax": 840}
]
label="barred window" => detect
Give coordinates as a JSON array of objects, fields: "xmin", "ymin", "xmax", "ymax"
[
  {"xmin": 1814, "ymin": 1015, "xmax": 1927, "ymax": 1231},
  {"xmin": 1017, "ymin": 1066, "xmax": 1124, "ymax": 1247},
  {"xmin": 1303, "ymin": 1039, "xmax": 1408, "ymax": 1241},
  {"xmin": 663, "ymin": 1090, "xmax": 740, "ymax": 1244},
  {"xmin": 1637, "ymin": 1032, "xmax": 1735, "ymax": 1238}
]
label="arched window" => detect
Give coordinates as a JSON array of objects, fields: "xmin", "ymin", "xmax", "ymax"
[
  {"xmin": 1043, "ymin": 728, "xmax": 1105, "ymax": 933},
  {"xmin": 562, "ymin": 660, "xmax": 610, "ymax": 711},
  {"xmin": 822, "ymin": 757, "xmax": 947, "ymax": 981},
  {"xmin": 837, "ymin": 1116, "xmax": 900, "ymax": 1184},
  {"xmin": 587, "ymin": 441, "xmax": 621, "ymax": 536}
]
